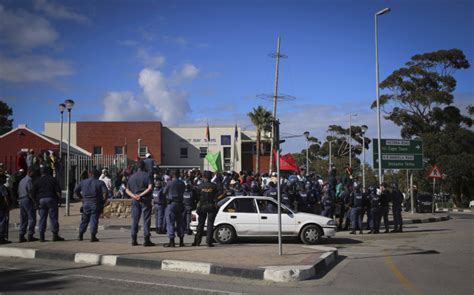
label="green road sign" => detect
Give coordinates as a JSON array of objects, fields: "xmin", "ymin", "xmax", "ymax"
[{"xmin": 373, "ymin": 139, "xmax": 423, "ymax": 170}]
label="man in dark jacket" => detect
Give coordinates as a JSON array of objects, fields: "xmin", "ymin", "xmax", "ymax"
[{"xmin": 193, "ymin": 171, "xmax": 218, "ymax": 247}]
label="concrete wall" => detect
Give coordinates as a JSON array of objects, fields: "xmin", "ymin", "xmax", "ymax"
[
  {"xmin": 44, "ymin": 122, "xmax": 77, "ymax": 146},
  {"xmin": 162, "ymin": 126, "xmax": 242, "ymax": 171}
]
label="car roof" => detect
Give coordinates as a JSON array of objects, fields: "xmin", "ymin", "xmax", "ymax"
[{"xmin": 228, "ymin": 196, "xmax": 275, "ymax": 201}]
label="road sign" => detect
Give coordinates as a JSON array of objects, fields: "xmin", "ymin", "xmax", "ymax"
[
  {"xmin": 428, "ymin": 165, "xmax": 443, "ymax": 179},
  {"xmin": 373, "ymin": 139, "xmax": 423, "ymax": 170}
]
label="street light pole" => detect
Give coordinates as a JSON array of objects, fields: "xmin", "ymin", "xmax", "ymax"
[
  {"xmin": 64, "ymin": 99, "xmax": 74, "ymax": 216},
  {"xmin": 375, "ymin": 7, "xmax": 391, "ymax": 186},
  {"xmin": 304, "ymin": 131, "xmax": 310, "ymax": 176},
  {"xmin": 58, "ymin": 103, "xmax": 65, "ymax": 188},
  {"xmin": 361, "ymin": 125, "xmax": 368, "ymax": 192}
]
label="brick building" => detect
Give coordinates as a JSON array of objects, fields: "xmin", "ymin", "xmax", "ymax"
[
  {"xmin": 45, "ymin": 121, "xmax": 162, "ymax": 164},
  {"xmin": 0, "ymin": 124, "xmax": 90, "ymax": 173}
]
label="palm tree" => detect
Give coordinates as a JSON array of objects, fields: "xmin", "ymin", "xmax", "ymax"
[{"xmin": 247, "ymin": 106, "xmax": 273, "ymax": 173}]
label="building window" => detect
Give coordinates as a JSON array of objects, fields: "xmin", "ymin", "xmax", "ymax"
[
  {"xmin": 180, "ymin": 147, "xmax": 188, "ymax": 158},
  {"xmin": 221, "ymin": 135, "xmax": 231, "ymax": 146},
  {"xmin": 139, "ymin": 145, "xmax": 148, "ymax": 158},
  {"xmin": 115, "ymin": 146, "xmax": 124, "ymax": 155},
  {"xmin": 199, "ymin": 147, "xmax": 208, "ymax": 158},
  {"xmin": 93, "ymin": 146, "xmax": 103, "ymax": 155}
]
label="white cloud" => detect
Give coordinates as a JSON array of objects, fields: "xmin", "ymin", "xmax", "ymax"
[
  {"xmin": 139, "ymin": 68, "xmax": 191, "ymax": 125},
  {"xmin": 33, "ymin": 0, "xmax": 90, "ymax": 24},
  {"xmin": 137, "ymin": 48, "xmax": 166, "ymax": 68},
  {"xmin": 171, "ymin": 63, "xmax": 200, "ymax": 83},
  {"xmin": 102, "ymin": 66, "xmax": 194, "ymax": 125},
  {"xmin": 0, "ymin": 4, "xmax": 58, "ymax": 51},
  {"xmin": 0, "ymin": 54, "xmax": 73, "ymax": 82},
  {"xmin": 102, "ymin": 91, "xmax": 154, "ymax": 121}
]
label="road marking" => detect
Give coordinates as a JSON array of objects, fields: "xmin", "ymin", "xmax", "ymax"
[
  {"xmin": 384, "ymin": 251, "xmax": 425, "ymax": 295},
  {"xmin": 0, "ymin": 265, "xmax": 242, "ymax": 295},
  {"xmin": 70, "ymin": 274, "xmax": 242, "ymax": 295}
]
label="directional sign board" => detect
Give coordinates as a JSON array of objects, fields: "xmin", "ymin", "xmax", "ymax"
[
  {"xmin": 428, "ymin": 165, "xmax": 443, "ymax": 179},
  {"xmin": 373, "ymin": 139, "xmax": 423, "ymax": 170}
]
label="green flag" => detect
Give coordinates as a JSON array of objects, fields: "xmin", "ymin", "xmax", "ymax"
[{"xmin": 205, "ymin": 151, "xmax": 222, "ymax": 172}]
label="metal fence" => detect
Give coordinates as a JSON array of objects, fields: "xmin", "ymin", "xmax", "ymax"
[{"xmin": 60, "ymin": 154, "xmax": 129, "ymax": 188}]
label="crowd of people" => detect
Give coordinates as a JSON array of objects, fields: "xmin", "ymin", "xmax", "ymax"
[{"xmin": 0, "ymin": 151, "xmax": 405, "ymax": 247}]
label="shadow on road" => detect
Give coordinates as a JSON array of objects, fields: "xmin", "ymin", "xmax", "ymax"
[{"xmin": 0, "ymin": 269, "xmax": 71, "ymax": 292}]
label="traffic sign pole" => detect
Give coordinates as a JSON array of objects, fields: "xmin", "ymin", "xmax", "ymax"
[
  {"xmin": 432, "ymin": 178, "xmax": 436, "ymax": 213},
  {"xmin": 410, "ymin": 173, "xmax": 414, "ymax": 214}
]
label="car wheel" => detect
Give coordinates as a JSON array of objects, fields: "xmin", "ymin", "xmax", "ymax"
[
  {"xmin": 213, "ymin": 224, "xmax": 236, "ymax": 244},
  {"xmin": 300, "ymin": 225, "xmax": 323, "ymax": 245}
]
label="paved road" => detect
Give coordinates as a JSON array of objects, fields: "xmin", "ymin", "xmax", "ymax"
[{"xmin": 0, "ymin": 213, "xmax": 472, "ymax": 295}]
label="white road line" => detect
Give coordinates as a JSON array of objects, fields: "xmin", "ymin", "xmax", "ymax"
[
  {"xmin": 0, "ymin": 265, "xmax": 242, "ymax": 295},
  {"xmin": 70, "ymin": 274, "xmax": 243, "ymax": 295}
]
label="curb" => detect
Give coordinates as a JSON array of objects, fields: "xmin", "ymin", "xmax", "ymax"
[
  {"xmin": 0, "ymin": 245, "xmax": 338, "ymax": 282},
  {"xmin": 404, "ymin": 215, "xmax": 450, "ymax": 224},
  {"xmin": 437, "ymin": 209, "xmax": 472, "ymax": 213}
]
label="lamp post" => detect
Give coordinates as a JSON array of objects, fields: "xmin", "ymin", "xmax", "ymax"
[
  {"xmin": 137, "ymin": 138, "xmax": 142, "ymax": 159},
  {"xmin": 64, "ymin": 99, "xmax": 74, "ymax": 216},
  {"xmin": 375, "ymin": 7, "xmax": 391, "ymax": 186},
  {"xmin": 304, "ymin": 131, "xmax": 310, "ymax": 175},
  {"xmin": 348, "ymin": 113, "xmax": 357, "ymax": 168},
  {"xmin": 360, "ymin": 125, "xmax": 368, "ymax": 192},
  {"xmin": 58, "ymin": 103, "xmax": 65, "ymax": 189}
]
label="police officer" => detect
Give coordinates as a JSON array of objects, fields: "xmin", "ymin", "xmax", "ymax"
[
  {"xmin": 75, "ymin": 169, "xmax": 108, "ymax": 242},
  {"xmin": 126, "ymin": 160, "xmax": 155, "ymax": 247},
  {"xmin": 264, "ymin": 181, "xmax": 277, "ymax": 200},
  {"xmin": 321, "ymin": 185, "xmax": 335, "ymax": 219},
  {"xmin": 152, "ymin": 176, "xmax": 166, "ymax": 234},
  {"xmin": 350, "ymin": 186, "xmax": 364, "ymax": 234},
  {"xmin": 163, "ymin": 170, "xmax": 185, "ymax": 247},
  {"xmin": 249, "ymin": 181, "xmax": 261, "ymax": 196},
  {"xmin": 33, "ymin": 167, "xmax": 64, "ymax": 242},
  {"xmin": 368, "ymin": 186, "xmax": 381, "ymax": 234},
  {"xmin": 379, "ymin": 183, "xmax": 391, "ymax": 233},
  {"xmin": 0, "ymin": 174, "xmax": 12, "ymax": 244},
  {"xmin": 391, "ymin": 183, "xmax": 404, "ymax": 232},
  {"xmin": 182, "ymin": 181, "xmax": 197, "ymax": 235},
  {"xmin": 18, "ymin": 168, "xmax": 38, "ymax": 242},
  {"xmin": 297, "ymin": 183, "xmax": 310, "ymax": 212},
  {"xmin": 281, "ymin": 184, "xmax": 293, "ymax": 209},
  {"xmin": 144, "ymin": 153, "xmax": 155, "ymax": 180},
  {"xmin": 193, "ymin": 171, "xmax": 218, "ymax": 247}
]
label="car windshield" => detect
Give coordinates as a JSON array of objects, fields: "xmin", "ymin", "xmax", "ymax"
[{"xmin": 217, "ymin": 197, "xmax": 231, "ymax": 207}]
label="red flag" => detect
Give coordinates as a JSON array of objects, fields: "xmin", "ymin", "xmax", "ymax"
[
  {"xmin": 205, "ymin": 122, "xmax": 210, "ymax": 141},
  {"xmin": 272, "ymin": 149, "xmax": 299, "ymax": 172}
]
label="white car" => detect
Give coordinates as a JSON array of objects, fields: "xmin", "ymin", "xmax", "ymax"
[{"xmin": 190, "ymin": 196, "xmax": 336, "ymax": 245}]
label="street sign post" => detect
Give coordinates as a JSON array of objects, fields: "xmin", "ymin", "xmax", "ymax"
[
  {"xmin": 372, "ymin": 139, "xmax": 423, "ymax": 170},
  {"xmin": 428, "ymin": 165, "xmax": 443, "ymax": 213},
  {"xmin": 373, "ymin": 139, "xmax": 423, "ymax": 214}
]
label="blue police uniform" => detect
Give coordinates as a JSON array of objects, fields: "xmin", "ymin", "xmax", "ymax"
[
  {"xmin": 297, "ymin": 190, "xmax": 309, "ymax": 212},
  {"xmin": 392, "ymin": 190, "xmax": 403, "ymax": 232},
  {"xmin": 143, "ymin": 158, "xmax": 155, "ymax": 180},
  {"xmin": 350, "ymin": 192, "xmax": 364, "ymax": 233},
  {"xmin": 369, "ymin": 193, "xmax": 381, "ymax": 233},
  {"xmin": 75, "ymin": 177, "xmax": 107, "ymax": 239},
  {"xmin": 18, "ymin": 175, "xmax": 36, "ymax": 240},
  {"xmin": 182, "ymin": 188, "xmax": 196, "ymax": 234},
  {"xmin": 379, "ymin": 190, "xmax": 391, "ymax": 232},
  {"xmin": 264, "ymin": 187, "xmax": 277, "ymax": 200},
  {"xmin": 0, "ymin": 185, "xmax": 10, "ymax": 243},
  {"xmin": 281, "ymin": 191, "xmax": 292, "ymax": 209},
  {"xmin": 153, "ymin": 185, "xmax": 166, "ymax": 233},
  {"xmin": 321, "ymin": 193, "xmax": 335, "ymax": 219},
  {"xmin": 164, "ymin": 179, "xmax": 185, "ymax": 240},
  {"xmin": 33, "ymin": 173, "xmax": 62, "ymax": 241},
  {"xmin": 128, "ymin": 170, "xmax": 153, "ymax": 242}
]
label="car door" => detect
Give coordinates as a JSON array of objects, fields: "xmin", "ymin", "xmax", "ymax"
[
  {"xmin": 220, "ymin": 197, "xmax": 259, "ymax": 236},
  {"xmin": 256, "ymin": 199, "xmax": 296, "ymax": 236}
]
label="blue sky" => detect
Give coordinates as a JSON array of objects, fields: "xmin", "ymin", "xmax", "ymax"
[{"xmin": 1, "ymin": 0, "xmax": 473, "ymax": 160}]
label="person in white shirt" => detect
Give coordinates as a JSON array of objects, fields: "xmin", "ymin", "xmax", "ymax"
[{"xmin": 99, "ymin": 169, "xmax": 113, "ymax": 198}]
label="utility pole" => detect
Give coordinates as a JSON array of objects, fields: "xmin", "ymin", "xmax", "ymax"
[{"xmin": 269, "ymin": 36, "xmax": 282, "ymax": 174}]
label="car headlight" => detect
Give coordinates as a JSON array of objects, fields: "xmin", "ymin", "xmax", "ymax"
[{"xmin": 327, "ymin": 220, "xmax": 336, "ymax": 226}]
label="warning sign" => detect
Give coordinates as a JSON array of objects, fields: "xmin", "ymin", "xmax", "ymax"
[{"xmin": 428, "ymin": 165, "xmax": 443, "ymax": 179}]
